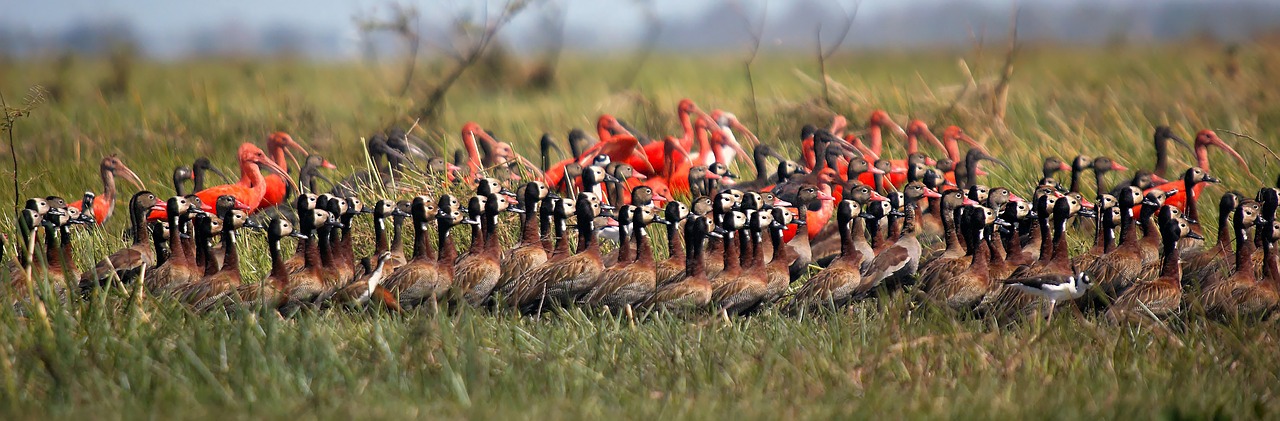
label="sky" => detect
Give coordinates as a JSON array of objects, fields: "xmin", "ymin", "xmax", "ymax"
[{"xmin": 4, "ymin": 0, "xmax": 1277, "ymax": 58}]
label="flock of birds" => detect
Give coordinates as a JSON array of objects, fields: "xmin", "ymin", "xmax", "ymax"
[{"xmin": 6, "ymin": 98, "xmax": 1280, "ymax": 324}]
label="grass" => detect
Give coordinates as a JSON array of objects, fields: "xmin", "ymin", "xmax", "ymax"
[{"xmin": 2, "ymin": 41, "xmax": 1280, "ymax": 418}]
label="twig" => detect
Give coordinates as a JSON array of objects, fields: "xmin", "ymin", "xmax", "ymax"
[
  {"xmin": 0, "ymin": 91, "xmax": 16, "ymax": 214},
  {"xmin": 1217, "ymin": 128, "xmax": 1280, "ymax": 164},
  {"xmin": 815, "ymin": 0, "xmax": 860, "ymax": 106}
]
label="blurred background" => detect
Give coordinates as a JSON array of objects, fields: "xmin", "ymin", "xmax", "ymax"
[{"xmin": 6, "ymin": 0, "xmax": 1280, "ymax": 59}]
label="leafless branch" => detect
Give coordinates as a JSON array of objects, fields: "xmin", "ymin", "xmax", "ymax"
[
  {"xmin": 733, "ymin": 0, "xmax": 768, "ymax": 129},
  {"xmin": 415, "ymin": 0, "xmax": 533, "ymax": 122},
  {"xmin": 816, "ymin": 0, "xmax": 860, "ymax": 106}
]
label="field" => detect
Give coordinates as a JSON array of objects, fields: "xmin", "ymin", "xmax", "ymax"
[{"xmin": 2, "ymin": 42, "xmax": 1280, "ymax": 418}]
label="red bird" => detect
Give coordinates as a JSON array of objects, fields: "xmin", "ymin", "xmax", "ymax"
[
  {"xmin": 1158, "ymin": 129, "xmax": 1248, "ymax": 209},
  {"xmin": 196, "ymin": 143, "xmax": 294, "ymax": 213},
  {"xmin": 259, "ymin": 132, "xmax": 333, "ymax": 210},
  {"xmin": 69, "ymin": 154, "xmax": 146, "ymax": 225}
]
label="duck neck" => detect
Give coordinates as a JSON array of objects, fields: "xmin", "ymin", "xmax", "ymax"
[
  {"xmin": 1119, "ymin": 207, "xmax": 1138, "ymax": 245},
  {"xmin": 318, "ymin": 227, "xmax": 334, "ymax": 267},
  {"xmin": 483, "ymin": 211, "xmax": 500, "ymax": 254},
  {"xmin": 1214, "ymin": 208, "xmax": 1232, "ymax": 251},
  {"xmin": 1070, "ymin": 168, "xmax": 1083, "ymax": 193},
  {"xmin": 770, "ymin": 225, "xmax": 786, "ymax": 262},
  {"xmin": 1005, "ymin": 219, "xmax": 1026, "ymax": 256},
  {"xmin": 1160, "ymin": 233, "xmax": 1182, "ymax": 280},
  {"xmin": 634, "ymin": 223, "xmax": 653, "ymax": 265},
  {"xmin": 722, "ymin": 230, "xmax": 740, "ymax": 272},
  {"xmin": 521, "ymin": 204, "xmax": 541, "ymax": 246},
  {"xmin": 867, "ymin": 216, "xmax": 883, "ymax": 249},
  {"xmin": 438, "ymin": 223, "xmax": 458, "ymax": 266},
  {"xmin": 1234, "ymin": 223, "xmax": 1256, "ymax": 278},
  {"xmin": 553, "ymin": 217, "xmax": 570, "ymax": 255},
  {"xmin": 969, "ymin": 225, "xmax": 991, "ymax": 272},
  {"xmin": 373, "ymin": 216, "xmax": 389, "ymax": 255},
  {"xmin": 303, "ymin": 229, "xmax": 321, "ymax": 269},
  {"xmin": 578, "ymin": 217, "xmax": 599, "ymax": 254},
  {"xmin": 1264, "ymin": 237, "xmax": 1280, "ymax": 283},
  {"xmin": 540, "ymin": 209, "xmax": 554, "ymax": 251},
  {"xmin": 685, "ymin": 231, "xmax": 706, "ymax": 278},
  {"xmin": 131, "ymin": 204, "xmax": 148, "ymax": 246},
  {"xmin": 838, "ymin": 217, "xmax": 854, "ymax": 259},
  {"xmin": 617, "ymin": 221, "xmax": 634, "ymax": 264},
  {"xmin": 668, "ymin": 221, "xmax": 685, "ymax": 262},
  {"xmin": 220, "ymin": 227, "xmax": 238, "ymax": 273},
  {"xmin": 269, "ymin": 235, "xmax": 288, "ymax": 285},
  {"xmin": 390, "ymin": 214, "xmax": 406, "ymax": 254},
  {"xmin": 1051, "ymin": 214, "xmax": 1070, "ymax": 264},
  {"xmin": 414, "ymin": 219, "xmax": 435, "ymax": 261},
  {"xmin": 943, "ymin": 208, "xmax": 961, "ymax": 252}
]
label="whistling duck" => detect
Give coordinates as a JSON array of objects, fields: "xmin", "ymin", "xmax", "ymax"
[
  {"xmin": 495, "ymin": 182, "xmax": 552, "ymax": 300},
  {"xmin": 314, "ymin": 195, "xmax": 349, "ymax": 296},
  {"xmin": 69, "ymin": 154, "xmax": 145, "ymax": 225},
  {"xmin": 1066, "ymin": 155, "xmax": 1093, "ymax": 194},
  {"xmin": 193, "ymin": 143, "xmax": 294, "ymax": 214},
  {"xmin": 922, "ymin": 205, "xmax": 1003, "ymax": 311},
  {"xmin": 860, "ymin": 182, "xmax": 930, "ymax": 292},
  {"xmin": 1070, "ymin": 197, "xmax": 1121, "ymax": 272},
  {"xmin": 1106, "ymin": 208, "xmax": 1202, "ymax": 323},
  {"xmin": 185, "ymin": 209, "xmax": 259, "ymax": 309},
  {"xmin": 174, "ymin": 157, "xmax": 231, "ymax": 196},
  {"xmin": 232, "ymin": 217, "xmax": 306, "ymax": 311},
  {"xmin": 1181, "ymin": 192, "xmax": 1244, "ymax": 285},
  {"xmin": 383, "ymin": 196, "xmax": 459, "ymax": 310},
  {"xmin": 454, "ymin": 190, "xmax": 515, "ymax": 306},
  {"xmin": 283, "ymin": 194, "xmax": 320, "ymax": 274},
  {"xmin": 144, "ymin": 196, "xmax": 202, "ymax": 294},
  {"xmin": 654, "ymin": 201, "xmax": 693, "ymax": 288},
  {"xmin": 1090, "ymin": 157, "xmax": 1128, "ymax": 197},
  {"xmin": 1237, "ymin": 217, "xmax": 1280, "ymax": 317},
  {"xmin": 362, "ymin": 199, "xmax": 408, "ymax": 276},
  {"xmin": 1142, "ymin": 167, "xmax": 1217, "ymax": 254},
  {"xmin": 6, "ymin": 208, "xmax": 45, "ymax": 284},
  {"xmin": 711, "ymin": 209, "xmax": 770, "ymax": 317},
  {"xmin": 919, "ymin": 189, "xmax": 979, "ymax": 280},
  {"xmin": 78, "ymin": 190, "xmax": 161, "ymax": 292},
  {"xmin": 511, "ymin": 192, "xmax": 606, "ymax": 312},
  {"xmin": 641, "ymin": 214, "xmax": 717, "ymax": 311},
  {"xmin": 1085, "ymin": 187, "xmax": 1148, "ymax": 299},
  {"xmin": 1199, "ymin": 198, "xmax": 1263, "ymax": 317},
  {"xmin": 979, "ymin": 195, "xmax": 1093, "ymax": 319},
  {"xmin": 763, "ymin": 207, "xmax": 801, "ymax": 304},
  {"xmin": 586, "ymin": 206, "xmax": 668, "ymax": 316},
  {"xmin": 704, "ymin": 192, "xmax": 739, "ymax": 278},
  {"xmin": 331, "ymin": 196, "xmax": 368, "ymax": 286},
  {"xmin": 15, "ymin": 203, "xmax": 86, "ymax": 299},
  {"xmin": 790, "ymin": 200, "xmax": 867, "ymax": 310}
]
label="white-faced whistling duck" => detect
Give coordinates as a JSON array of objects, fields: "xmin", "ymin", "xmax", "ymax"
[
  {"xmin": 511, "ymin": 192, "xmax": 605, "ymax": 312},
  {"xmin": 79, "ymin": 190, "xmax": 161, "ymax": 293},
  {"xmin": 654, "ymin": 201, "xmax": 692, "ymax": 289},
  {"xmin": 1106, "ymin": 207, "xmax": 1202, "ymax": 324},
  {"xmin": 382, "ymin": 196, "xmax": 454, "ymax": 310},
  {"xmin": 145, "ymin": 196, "xmax": 202, "ymax": 294},
  {"xmin": 791, "ymin": 200, "xmax": 866, "ymax": 310},
  {"xmin": 641, "ymin": 215, "xmax": 717, "ymax": 312}
]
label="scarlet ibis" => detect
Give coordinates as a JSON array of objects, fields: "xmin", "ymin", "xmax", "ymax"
[
  {"xmin": 706, "ymin": 110, "xmax": 759, "ymax": 172},
  {"xmin": 194, "ymin": 143, "xmax": 295, "ymax": 214},
  {"xmin": 633, "ymin": 99, "xmax": 713, "ymax": 174},
  {"xmin": 68, "ymin": 154, "xmax": 145, "ymax": 226},
  {"xmin": 460, "ymin": 122, "xmax": 541, "ymax": 181},
  {"xmin": 260, "ymin": 132, "xmax": 331, "ymax": 210},
  {"xmin": 1157, "ymin": 130, "xmax": 1248, "ymax": 209}
]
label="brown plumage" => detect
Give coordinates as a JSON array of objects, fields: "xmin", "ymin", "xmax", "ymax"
[
  {"xmin": 330, "ymin": 251, "xmax": 399, "ymax": 310},
  {"xmin": 495, "ymin": 182, "xmax": 552, "ymax": 300},
  {"xmin": 979, "ymin": 194, "xmax": 1093, "ymax": 319},
  {"xmin": 922, "ymin": 205, "xmax": 1000, "ymax": 310},
  {"xmin": 453, "ymin": 191, "xmax": 511, "ymax": 306},
  {"xmin": 860, "ymin": 182, "xmax": 930, "ymax": 293},
  {"xmin": 511, "ymin": 192, "xmax": 606, "ymax": 312},
  {"xmin": 144, "ymin": 196, "xmax": 203, "ymax": 294},
  {"xmin": 1106, "ymin": 209, "xmax": 1201, "ymax": 323},
  {"xmin": 1182, "ymin": 192, "xmax": 1243, "ymax": 287},
  {"xmin": 654, "ymin": 201, "xmax": 691, "ymax": 288},
  {"xmin": 641, "ymin": 215, "xmax": 716, "ymax": 311},
  {"xmin": 180, "ymin": 209, "xmax": 254, "ymax": 308},
  {"xmin": 79, "ymin": 191, "xmax": 160, "ymax": 292},
  {"xmin": 790, "ymin": 200, "xmax": 865, "ymax": 310},
  {"xmin": 586, "ymin": 206, "xmax": 666, "ymax": 311},
  {"xmin": 282, "ymin": 208, "xmax": 337, "ymax": 310},
  {"xmin": 382, "ymin": 196, "xmax": 458, "ymax": 309},
  {"xmin": 1201, "ymin": 198, "xmax": 1267, "ymax": 317},
  {"xmin": 283, "ymin": 193, "xmax": 319, "ymax": 274},
  {"xmin": 763, "ymin": 207, "xmax": 800, "ymax": 304},
  {"xmin": 1085, "ymin": 187, "xmax": 1148, "ymax": 300},
  {"xmin": 711, "ymin": 208, "xmax": 770, "ymax": 316},
  {"xmin": 918, "ymin": 189, "xmax": 977, "ymax": 284},
  {"xmin": 231, "ymin": 217, "xmax": 304, "ymax": 311},
  {"xmin": 1069, "ymin": 195, "xmax": 1120, "ymax": 273}
]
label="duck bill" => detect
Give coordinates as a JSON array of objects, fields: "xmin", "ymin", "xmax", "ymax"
[
  {"xmin": 817, "ymin": 191, "xmax": 836, "ymax": 201},
  {"xmin": 870, "ymin": 192, "xmax": 890, "ymax": 202},
  {"xmin": 924, "ymin": 188, "xmax": 942, "ymax": 199},
  {"xmin": 1150, "ymin": 174, "xmax": 1170, "ymax": 185}
]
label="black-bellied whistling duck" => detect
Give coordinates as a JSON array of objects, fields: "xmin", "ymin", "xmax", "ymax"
[
  {"xmin": 922, "ymin": 205, "xmax": 1006, "ymax": 311},
  {"xmin": 185, "ymin": 209, "xmax": 259, "ymax": 309},
  {"xmin": 144, "ymin": 196, "xmax": 202, "ymax": 294},
  {"xmin": 1158, "ymin": 131, "xmax": 1247, "ymax": 210},
  {"xmin": 1070, "ymin": 196, "xmax": 1121, "ymax": 273},
  {"xmin": 69, "ymin": 154, "xmax": 145, "ymax": 226},
  {"xmin": 454, "ymin": 190, "xmax": 516, "ymax": 306},
  {"xmin": 711, "ymin": 209, "xmax": 770, "ymax": 318},
  {"xmin": 861, "ymin": 182, "xmax": 929, "ymax": 292},
  {"xmin": 791, "ymin": 200, "xmax": 866, "ymax": 310},
  {"xmin": 654, "ymin": 201, "xmax": 692, "ymax": 288},
  {"xmin": 496, "ymin": 182, "xmax": 553, "ymax": 300},
  {"xmin": 1090, "ymin": 157, "xmax": 1128, "ymax": 197},
  {"xmin": 1200, "ymin": 197, "xmax": 1263, "ymax": 317},
  {"xmin": 641, "ymin": 214, "xmax": 717, "ymax": 312},
  {"xmin": 382, "ymin": 196, "xmax": 458, "ymax": 310},
  {"xmin": 195, "ymin": 143, "xmax": 295, "ymax": 214},
  {"xmin": 232, "ymin": 217, "xmax": 306, "ymax": 311},
  {"xmin": 79, "ymin": 190, "xmax": 161, "ymax": 292},
  {"xmin": 586, "ymin": 206, "xmax": 668, "ymax": 316},
  {"xmin": 1106, "ymin": 208, "xmax": 1202, "ymax": 323},
  {"xmin": 1181, "ymin": 192, "xmax": 1244, "ymax": 285},
  {"xmin": 512, "ymin": 192, "xmax": 606, "ymax": 312}
]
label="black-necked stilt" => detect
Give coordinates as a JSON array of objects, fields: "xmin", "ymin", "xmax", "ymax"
[{"xmin": 1004, "ymin": 271, "xmax": 1092, "ymax": 323}]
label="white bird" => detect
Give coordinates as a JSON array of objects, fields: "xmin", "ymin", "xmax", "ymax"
[{"xmin": 1003, "ymin": 271, "xmax": 1093, "ymax": 323}]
